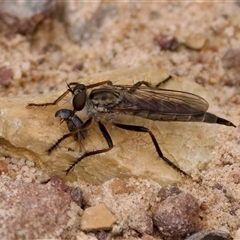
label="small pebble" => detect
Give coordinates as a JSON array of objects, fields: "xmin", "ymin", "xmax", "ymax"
[
  {"xmin": 185, "ymin": 229, "xmax": 233, "ymax": 240},
  {"xmin": 0, "ymin": 66, "xmax": 13, "ymax": 86},
  {"xmin": 13, "ymin": 66, "xmax": 22, "ymax": 80},
  {"xmin": 18, "ymin": 158, "xmax": 26, "ymax": 165},
  {"xmin": 155, "ymin": 34, "xmax": 179, "ymax": 51},
  {"xmin": 21, "ymin": 165, "xmax": 30, "ymax": 172},
  {"xmin": 141, "ymin": 234, "xmax": 156, "ymax": 240},
  {"xmin": 0, "ymin": 0, "xmax": 57, "ymax": 34},
  {"xmin": 157, "ymin": 186, "xmax": 181, "ymax": 201},
  {"xmin": 67, "ymin": 187, "xmax": 83, "ymax": 208},
  {"xmin": 128, "ymin": 209, "xmax": 153, "ymax": 235},
  {"xmin": 48, "ymin": 175, "xmax": 69, "ymax": 192},
  {"xmin": 97, "ymin": 230, "xmax": 111, "ymax": 240},
  {"xmin": 222, "ymin": 49, "xmax": 240, "ymax": 69},
  {"xmin": 185, "ymin": 33, "xmax": 206, "ymax": 50},
  {"xmin": 221, "ymin": 48, "xmax": 240, "ymax": 85},
  {"xmin": 21, "ymin": 62, "xmax": 31, "ymax": 73},
  {"xmin": 109, "ymin": 178, "xmax": 133, "ymax": 194},
  {"xmin": 0, "ymin": 161, "xmax": 8, "ymax": 174},
  {"xmin": 153, "ymin": 192, "xmax": 201, "ymax": 238},
  {"xmin": 80, "ymin": 203, "xmax": 116, "ymax": 231},
  {"xmin": 234, "ymin": 228, "xmax": 240, "ymax": 239},
  {"xmin": 26, "ymin": 160, "xmax": 35, "ymax": 167}
]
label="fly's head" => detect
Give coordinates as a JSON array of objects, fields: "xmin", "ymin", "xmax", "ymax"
[{"xmin": 69, "ymin": 84, "xmax": 87, "ymax": 111}]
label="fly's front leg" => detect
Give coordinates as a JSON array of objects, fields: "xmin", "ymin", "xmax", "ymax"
[
  {"xmin": 65, "ymin": 121, "xmax": 113, "ymax": 174},
  {"xmin": 27, "ymin": 82, "xmax": 79, "ymax": 107},
  {"xmin": 113, "ymin": 122, "xmax": 187, "ymax": 176},
  {"xmin": 27, "ymin": 80, "xmax": 113, "ymax": 107},
  {"xmin": 48, "ymin": 118, "xmax": 93, "ymax": 154},
  {"xmin": 27, "ymin": 89, "xmax": 71, "ymax": 107}
]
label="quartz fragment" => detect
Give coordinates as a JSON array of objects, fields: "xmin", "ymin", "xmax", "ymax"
[{"xmin": 80, "ymin": 203, "xmax": 116, "ymax": 231}]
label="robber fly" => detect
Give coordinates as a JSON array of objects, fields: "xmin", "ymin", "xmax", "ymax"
[{"xmin": 27, "ymin": 78, "xmax": 236, "ymax": 175}]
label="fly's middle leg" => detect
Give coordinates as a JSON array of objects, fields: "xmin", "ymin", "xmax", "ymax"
[
  {"xmin": 113, "ymin": 122, "xmax": 187, "ymax": 176},
  {"xmin": 48, "ymin": 118, "xmax": 93, "ymax": 154},
  {"xmin": 155, "ymin": 75, "xmax": 173, "ymax": 88},
  {"xmin": 65, "ymin": 121, "xmax": 113, "ymax": 174}
]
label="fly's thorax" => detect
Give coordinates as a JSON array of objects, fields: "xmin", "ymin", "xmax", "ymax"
[
  {"xmin": 89, "ymin": 88, "xmax": 123, "ymax": 113},
  {"xmin": 84, "ymin": 98, "xmax": 116, "ymax": 122}
]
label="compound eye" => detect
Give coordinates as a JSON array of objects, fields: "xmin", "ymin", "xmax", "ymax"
[
  {"xmin": 73, "ymin": 84, "xmax": 86, "ymax": 95},
  {"xmin": 72, "ymin": 84, "xmax": 87, "ymax": 111},
  {"xmin": 73, "ymin": 90, "xmax": 86, "ymax": 111}
]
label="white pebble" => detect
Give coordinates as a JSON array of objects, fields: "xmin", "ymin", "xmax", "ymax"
[
  {"xmin": 22, "ymin": 165, "xmax": 29, "ymax": 172},
  {"xmin": 8, "ymin": 164, "xmax": 18, "ymax": 171},
  {"xmin": 11, "ymin": 158, "xmax": 18, "ymax": 164},
  {"xmin": 13, "ymin": 66, "xmax": 22, "ymax": 80},
  {"xmin": 26, "ymin": 160, "xmax": 34, "ymax": 167},
  {"xmin": 16, "ymin": 174, "xmax": 22, "ymax": 181},
  {"xmin": 24, "ymin": 177, "xmax": 33, "ymax": 183},
  {"xmin": 234, "ymin": 228, "xmax": 240, "ymax": 239},
  {"xmin": 19, "ymin": 157, "xmax": 26, "ymax": 166},
  {"xmin": 30, "ymin": 167, "xmax": 36, "ymax": 173},
  {"xmin": 21, "ymin": 61, "xmax": 31, "ymax": 72},
  {"xmin": 218, "ymin": 225, "xmax": 229, "ymax": 233}
]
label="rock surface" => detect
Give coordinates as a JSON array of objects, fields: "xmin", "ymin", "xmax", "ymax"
[
  {"xmin": 0, "ymin": 68, "xmax": 217, "ymax": 185},
  {"xmin": 0, "ymin": 175, "xmax": 71, "ymax": 239}
]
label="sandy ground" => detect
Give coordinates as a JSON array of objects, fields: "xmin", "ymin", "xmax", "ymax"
[{"xmin": 0, "ymin": 1, "xmax": 239, "ymax": 240}]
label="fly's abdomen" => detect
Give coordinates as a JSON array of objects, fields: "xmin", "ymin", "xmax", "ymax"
[
  {"xmin": 201, "ymin": 112, "xmax": 236, "ymax": 127},
  {"xmin": 130, "ymin": 110, "xmax": 236, "ymax": 127}
]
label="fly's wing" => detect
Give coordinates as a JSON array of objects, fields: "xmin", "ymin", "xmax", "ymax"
[{"xmin": 112, "ymin": 86, "xmax": 209, "ymax": 116}]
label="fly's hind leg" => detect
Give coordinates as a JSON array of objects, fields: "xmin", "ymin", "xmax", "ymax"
[
  {"xmin": 129, "ymin": 75, "xmax": 173, "ymax": 93},
  {"xmin": 113, "ymin": 122, "xmax": 187, "ymax": 176},
  {"xmin": 65, "ymin": 121, "xmax": 113, "ymax": 174}
]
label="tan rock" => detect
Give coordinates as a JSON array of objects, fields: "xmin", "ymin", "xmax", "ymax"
[
  {"xmin": 109, "ymin": 178, "xmax": 133, "ymax": 194},
  {"xmin": 80, "ymin": 203, "xmax": 116, "ymax": 231},
  {"xmin": 0, "ymin": 68, "xmax": 217, "ymax": 185}
]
